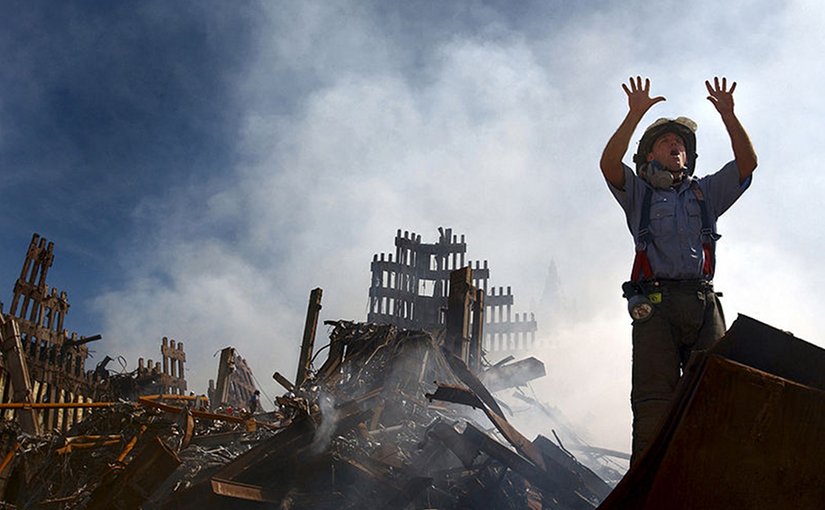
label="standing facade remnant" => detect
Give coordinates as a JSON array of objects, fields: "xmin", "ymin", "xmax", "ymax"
[
  {"xmin": 136, "ymin": 337, "xmax": 187, "ymax": 395},
  {"xmin": 208, "ymin": 347, "xmax": 257, "ymax": 411},
  {"xmin": 368, "ymin": 227, "xmax": 538, "ymax": 352},
  {"xmin": 0, "ymin": 233, "xmax": 189, "ymax": 429},
  {"xmin": 445, "ymin": 267, "xmax": 485, "ymax": 372},
  {"xmin": 0, "ymin": 234, "xmax": 95, "ymax": 432}
]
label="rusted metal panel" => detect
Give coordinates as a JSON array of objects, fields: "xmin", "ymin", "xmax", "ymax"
[
  {"xmin": 649, "ymin": 356, "xmax": 825, "ymax": 508},
  {"xmin": 600, "ymin": 315, "xmax": 825, "ymax": 510},
  {"xmin": 711, "ymin": 314, "xmax": 825, "ymax": 391}
]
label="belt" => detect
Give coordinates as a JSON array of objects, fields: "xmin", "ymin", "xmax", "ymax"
[{"xmin": 643, "ymin": 279, "xmax": 714, "ymax": 291}]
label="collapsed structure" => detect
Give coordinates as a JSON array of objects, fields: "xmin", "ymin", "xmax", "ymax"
[
  {"xmin": 369, "ymin": 228, "xmax": 538, "ymax": 352},
  {"xmin": 0, "ymin": 233, "xmax": 612, "ymax": 509},
  {"xmin": 166, "ymin": 317, "xmax": 610, "ymax": 509},
  {"xmin": 0, "ymin": 234, "xmax": 189, "ymax": 437}
]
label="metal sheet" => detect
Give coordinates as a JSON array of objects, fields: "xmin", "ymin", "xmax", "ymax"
[{"xmin": 599, "ymin": 315, "xmax": 825, "ymax": 510}]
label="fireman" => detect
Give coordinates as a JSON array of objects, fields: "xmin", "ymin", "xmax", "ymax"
[{"xmin": 600, "ymin": 76, "xmax": 757, "ymax": 464}]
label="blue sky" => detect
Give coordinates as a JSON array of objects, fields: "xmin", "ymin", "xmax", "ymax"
[{"xmin": 2, "ymin": 0, "xmax": 824, "ymax": 453}]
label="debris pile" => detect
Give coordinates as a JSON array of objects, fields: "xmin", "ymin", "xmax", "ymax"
[
  {"xmin": 0, "ymin": 234, "xmax": 616, "ymax": 508},
  {"xmin": 0, "ymin": 317, "xmax": 611, "ymax": 509},
  {"xmin": 164, "ymin": 320, "xmax": 610, "ymax": 509},
  {"xmin": 0, "ymin": 392, "xmax": 281, "ymax": 509}
]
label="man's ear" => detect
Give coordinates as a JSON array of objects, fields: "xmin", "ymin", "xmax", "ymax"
[{"xmin": 646, "ymin": 153, "xmax": 654, "ymax": 162}]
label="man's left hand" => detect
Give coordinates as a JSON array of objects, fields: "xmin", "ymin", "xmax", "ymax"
[{"xmin": 706, "ymin": 77, "xmax": 736, "ymax": 116}]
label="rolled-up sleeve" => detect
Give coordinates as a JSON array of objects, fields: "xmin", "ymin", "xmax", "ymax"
[
  {"xmin": 607, "ymin": 164, "xmax": 645, "ymax": 214},
  {"xmin": 699, "ymin": 161, "xmax": 752, "ymax": 217}
]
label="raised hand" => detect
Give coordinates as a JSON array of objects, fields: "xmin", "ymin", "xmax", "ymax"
[
  {"xmin": 706, "ymin": 77, "xmax": 736, "ymax": 116},
  {"xmin": 622, "ymin": 76, "xmax": 666, "ymax": 116}
]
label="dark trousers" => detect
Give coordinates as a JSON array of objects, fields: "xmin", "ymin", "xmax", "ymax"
[{"xmin": 630, "ymin": 281, "xmax": 726, "ymax": 465}]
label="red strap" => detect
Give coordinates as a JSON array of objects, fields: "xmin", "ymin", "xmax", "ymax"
[
  {"xmin": 702, "ymin": 243, "xmax": 713, "ymax": 277},
  {"xmin": 631, "ymin": 249, "xmax": 654, "ymax": 281}
]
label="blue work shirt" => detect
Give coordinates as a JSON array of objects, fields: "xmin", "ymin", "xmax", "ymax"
[{"xmin": 607, "ymin": 161, "xmax": 751, "ymax": 280}]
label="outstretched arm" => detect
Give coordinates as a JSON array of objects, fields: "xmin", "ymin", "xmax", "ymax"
[
  {"xmin": 706, "ymin": 77, "xmax": 758, "ymax": 183},
  {"xmin": 600, "ymin": 76, "xmax": 665, "ymax": 189}
]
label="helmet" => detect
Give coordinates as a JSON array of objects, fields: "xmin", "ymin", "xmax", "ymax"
[{"xmin": 632, "ymin": 117, "xmax": 698, "ymax": 176}]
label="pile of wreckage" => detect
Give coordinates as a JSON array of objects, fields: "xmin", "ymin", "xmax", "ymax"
[
  {"xmin": 166, "ymin": 316, "xmax": 611, "ymax": 509},
  {"xmin": 0, "ymin": 316, "xmax": 612, "ymax": 509},
  {"xmin": 0, "ymin": 236, "xmax": 613, "ymax": 509},
  {"xmin": 4, "ymin": 232, "xmax": 825, "ymax": 509}
]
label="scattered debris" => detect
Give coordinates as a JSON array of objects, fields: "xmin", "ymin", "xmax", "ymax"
[
  {"xmin": 159, "ymin": 280, "xmax": 610, "ymax": 509},
  {"xmin": 0, "ymin": 233, "xmax": 621, "ymax": 509}
]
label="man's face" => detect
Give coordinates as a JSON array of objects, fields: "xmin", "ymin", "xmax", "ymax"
[{"xmin": 646, "ymin": 132, "xmax": 687, "ymax": 172}]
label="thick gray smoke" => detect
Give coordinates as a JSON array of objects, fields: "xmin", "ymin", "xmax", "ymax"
[{"xmin": 91, "ymin": 0, "xmax": 825, "ymax": 454}]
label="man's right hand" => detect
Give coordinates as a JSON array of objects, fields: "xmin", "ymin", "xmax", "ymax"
[
  {"xmin": 601, "ymin": 77, "xmax": 664, "ymax": 189},
  {"xmin": 622, "ymin": 76, "xmax": 666, "ymax": 117}
]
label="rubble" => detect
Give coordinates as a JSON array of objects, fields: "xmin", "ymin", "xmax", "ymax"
[
  {"xmin": 0, "ymin": 233, "xmax": 618, "ymax": 509},
  {"xmin": 1, "ymin": 312, "xmax": 611, "ymax": 508},
  {"xmin": 159, "ymin": 319, "xmax": 608, "ymax": 509}
]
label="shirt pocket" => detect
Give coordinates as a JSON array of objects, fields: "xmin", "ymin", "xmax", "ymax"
[
  {"xmin": 649, "ymin": 197, "xmax": 676, "ymax": 236},
  {"xmin": 686, "ymin": 196, "xmax": 703, "ymax": 235}
]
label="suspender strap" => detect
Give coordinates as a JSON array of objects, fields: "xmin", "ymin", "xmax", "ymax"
[
  {"xmin": 636, "ymin": 187, "xmax": 654, "ymax": 247},
  {"xmin": 630, "ymin": 249, "xmax": 653, "ymax": 281},
  {"xmin": 630, "ymin": 182, "xmax": 719, "ymax": 281},
  {"xmin": 631, "ymin": 188, "xmax": 654, "ymax": 281},
  {"xmin": 690, "ymin": 181, "xmax": 719, "ymax": 279}
]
